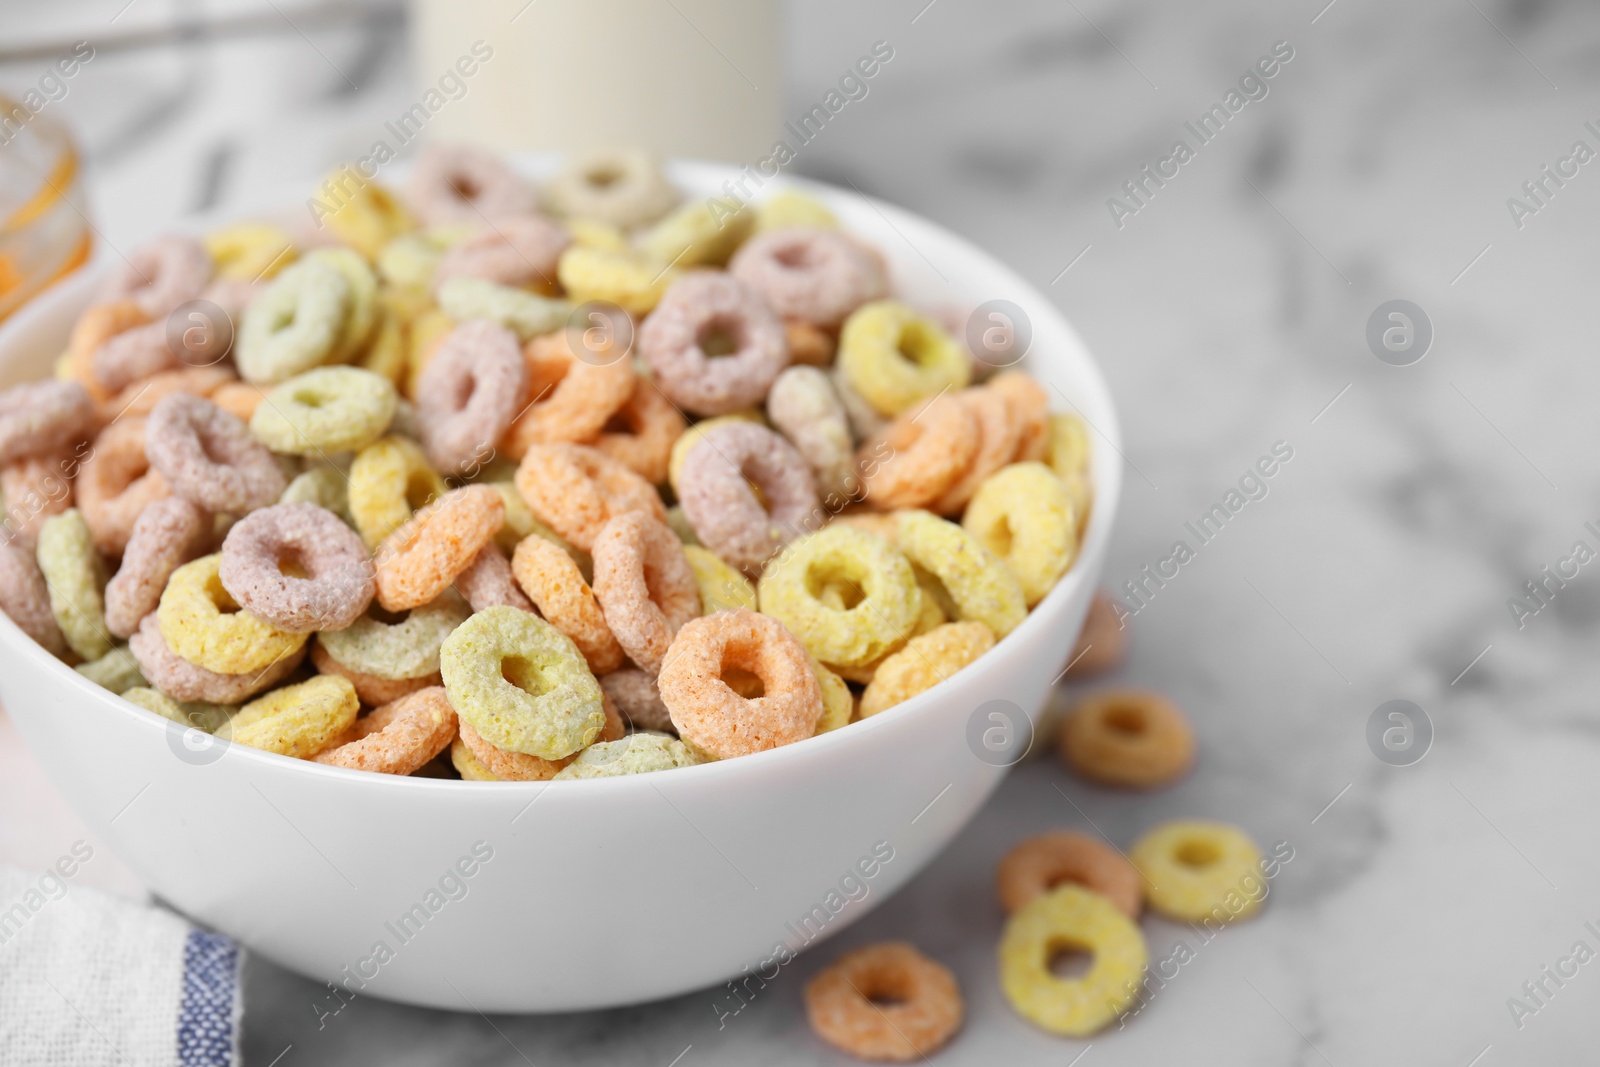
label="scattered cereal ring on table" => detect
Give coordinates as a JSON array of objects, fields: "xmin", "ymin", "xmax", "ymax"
[
  {"xmin": 511, "ymin": 533, "xmax": 623, "ymax": 674},
  {"xmin": 450, "ymin": 734, "xmax": 499, "ymax": 780},
  {"xmin": 658, "ymin": 608, "xmax": 822, "ymax": 760},
  {"xmin": 996, "ymin": 832, "xmax": 1143, "ymax": 918},
  {"xmin": 805, "ymin": 942, "xmax": 963, "ymax": 1062},
  {"xmin": 928, "ymin": 385, "xmax": 1023, "ymax": 515},
  {"xmin": 554, "ymin": 731, "xmax": 702, "ymax": 779},
  {"xmin": 121, "ymin": 687, "xmax": 234, "ymax": 733},
  {"xmin": 218, "ymin": 674, "xmax": 359, "ymax": 759},
  {"xmin": 514, "ymin": 443, "xmax": 665, "ymax": 552},
  {"xmin": 0, "ymin": 542, "xmax": 68, "ymax": 656},
  {"xmin": 542, "ymin": 150, "xmax": 679, "ymax": 229},
  {"xmin": 1130, "ymin": 820, "xmax": 1265, "ymax": 924},
  {"xmin": 130, "ymin": 611, "xmax": 304, "ymax": 704},
  {"xmin": 0, "ymin": 381, "xmax": 95, "ymax": 467},
  {"xmin": 859, "ymin": 621, "xmax": 994, "ymax": 718},
  {"xmin": 555, "ymin": 245, "xmax": 679, "ymax": 317},
  {"xmin": 316, "ymin": 167, "xmax": 415, "ymax": 260},
  {"xmin": 312, "ymin": 685, "xmax": 457, "ymax": 775},
  {"xmin": 99, "ymin": 234, "xmax": 212, "ymax": 318},
  {"xmin": 1, "ymin": 450, "xmax": 76, "ymax": 549},
  {"xmin": 590, "ymin": 510, "xmax": 699, "ymax": 676},
  {"xmin": 754, "ymin": 190, "xmax": 838, "ymax": 233},
  {"xmin": 311, "ymin": 640, "xmax": 440, "ymax": 706},
  {"xmin": 104, "ymin": 496, "xmax": 209, "ymax": 638},
  {"xmin": 406, "ymin": 144, "xmax": 538, "ymax": 226},
  {"xmin": 348, "ymin": 435, "xmax": 447, "ymax": 548},
  {"xmin": 677, "ymin": 422, "xmax": 819, "ymax": 575},
  {"xmin": 317, "ymin": 598, "xmax": 467, "ymax": 681},
  {"xmin": 75, "ymin": 644, "xmax": 148, "ymax": 695},
  {"xmin": 431, "ymin": 214, "xmax": 571, "ymax": 293},
  {"xmin": 218, "ymin": 503, "xmax": 374, "ymax": 633},
  {"xmin": 765, "ymin": 365, "xmax": 855, "ymax": 502},
  {"xmin": 440, "ymin": 604, "xmax": 606, "ymax": 760},
  {"xmin": 638, "ymin": 272, "xmax": 788, "ymax": 416},
  {"xmin": 373, "ymin": 485, "xmax": 504, "ymax": 613},
  {"xmin": 36, "ymin": 509, "xmax": 111, "ymax": 661},
  {"xmin": 414, "ymin": 319, "xmax": 527, "ymax": 474},
  {"xmin": 681, "ymin": 544, "xmax": 756, "ymax": 614},
  {"xmin": 234, "ymin": 256, "xmax": 351, "ymax": 385},
  {"xmin": 454, "ymin": 542, "xmax": 532, "ymax": 613},
  {"xmin": 145, "ymin": 393, "xmax": 286, "ymax": 514},
  {"xmin": 203, "ymin": 222, "xmax": 296, "ymax": 281},
  {"xmin": 641, "ymin": 195, "xmax": 753, "ymax": 269},
  {"xmin": 962, "ymin": 461, "xmax": 1076, "ymax": 606},
  {"xmin": 591, "ymin": 379, "xmax": 685, "ymax": 485},
  {"xmin": 248, "ymin": 366, "xmax": 397, "ymax": 456},
  {"xmin": 729, "ymin": 228, "xmax": 887, "ymax": 329},
  {"xmin": 597, "ymin": 666, "xmax": 673, "ymax": 733},
  {"xmin": 1059, "ymin": 689, "xmax": 1193, "ymax": 789},
  {"xmin": 997, "ymin": 884, "xmax": 1148, "ymax": 1037},
  {"xmin": 837, "ymin": 300, "xmax": 971, "ymax": 417},
  {"xmin": 857, "ymin": 392, "xmax": 979, "ymax": 512},
  {"xmin": 157, "ymin": 553, "xmax": 307, "ymax": 674},
  {"xmin": 1063, "ymin": 589, "xmax": 1125, "ymax": 679},
  {"xmin": 499, "ymin": 329, "xmax": 634, "ymax": 459},
  {"xmin": 435, "ymin": 277, "xmax": 570, "ymax": 342},
  {"xmin": 894, "ymin": 509, "xmax": 1026, "ymax": 639}
]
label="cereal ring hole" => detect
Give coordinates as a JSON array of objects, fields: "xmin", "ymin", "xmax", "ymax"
[
  {"xmin": 896, "ymin": 319, "xmax": 947, "ymax": 369},
  {"xmin": 1046, "ymin": 938, "xmax": 1096, "ymax": 980},
  {"xmin": 1102, "ymin": 703, "xmax": 1147, "ymax": 736},
  {"xmin": 772, "ymin": 240, "xmax": 820, "ymax": 271},
  {"xmin": 1175, "ymin": 838, "xmax": 1222, "ymax": 868},
  {"xmin": 584, "ymin": 165, "xmax": 623, "ymax": 190},
  {"xmin": 721, "ymin": 664, "xmax": 766, "ymax": 699},
  {"xmin": 502, "ymin": 653, "xmax": 556, "ymax": 697},
  {"xmin": 697, "ymin": 317, "xmax": 745, "ymax": 358},
  {"xmin": 404, "ymin": 469, "xmax": 441, "ymax": 513}
]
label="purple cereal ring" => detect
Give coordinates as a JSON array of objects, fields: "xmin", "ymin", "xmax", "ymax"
[
  {"xmin": 0, "ymin": 381, "xmax": 95, "ymax": 466},
  {"xmin": 405, "ymin": 143, "xmax": 538, "ymax": 226},
  {"xmin": 92, "ymin": 321, "xmax": 180, "ymax": 392},
  {"xmin": 599, "ymin": 667, "xmax": 675, "ymax": 733},
  {"xmin": 431, "ymin": 215, "xmax": 571, "ymax": 293},
  {"xmin": 104, "ymin": 496, "xmax": 209, "ymax": 638},
  {"xmin": 729, "ymin": 228, "xmax": 888, "ymax": 328},
  {"xmin": 129, "ymin": 610, "xmax": 305, "ymax": 703},
  {"xmin": 455, "ymin": 542, "xmax": 533, "ymax": 612},
  {"xmin": 0, "ymin": 543, "xmax": 68, "ymax": 656},
  {"xmin": 145, "ymin": 393, "xmax": 285, "ymax": 513},
  {"xmin": 100, "ymin": 234, "xmax": 213, "ymax": 318},
  {"xmin": 638, "ymin": 273, "xmax": 789, "ymax": 416},
  {"xmin": 416, "ymin": 319, "xmax": 528, "ymax": 476},
  {"xmin": 677, "ymin": 422, "xmax": 820, "ymax": 574},
  {"xmin": 218, "ymin": 503, "xmax": 374, "ymax": 633},
  {"xmin": 0, "ymin": 451, "xmax": 75, "ymax": 550},
  {"xmin": 76, "ymin": 418, "xmax": 171, "ymax": 558}
]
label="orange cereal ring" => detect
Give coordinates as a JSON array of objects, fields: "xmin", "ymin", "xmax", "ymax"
[
  {"xmin": 658, "ymin": 608, "xmax": 821, "ymax": 759},
  {"xmin": 1064, "ymin": 589, "xmax": 1126, "ymax": 679},
  {"xmin": 0, "ymin": 451, "xmax": 74, "ymax": 549},
  {"xmin": 804, "ymin": 942, "xmax": 963, "ymax": 1062},
  {"xmin": 990, "ymin": 371, "xmax": 1049, "ymax": 462},
  {"xmin": 311, "ymin": 640, "xmax": 442, "ymax": 706},
  {"xmin": 457, "ymin": 697, "xmax": 622, "ymax": 781},
  {"xmin": 510, "ymin": 533, "xmax": 623, "ymax": 673},
  {"xmin": 785, "ymin": 320, "xmax": 835, "ymax": 367},
  {"xmin": 858, "ymin": 393, "xmax": 978, "ymax": 511},
  {"xmin": 76, "ymin": 418, "xmax": 172, "ymax": 557},
  {"xmin": 102, "ymin": 366, "xmax": 235, "ymax": 422},
  {"xmin": 66, "ymin": 301, "xmax": 149, "ymax": 403},
  {"xmin": 996, "ymin": 832, "xmax": 1143, "ymax": 918},
  {"xmin": 500, "ymin": 331, "xmax": 635, "ymax": 458},
  {"xmin": 514, "ymin": 442, "xmax": 665, "ymax": 552},
  {"xmin": 209, "ymin": 381, "xmax": 268, "ymax": 423},
  {"xmin": 373, "ymin": 485, "xmax": 504, "ymax": 612},
  {"xmin": 929, "ymin": 386, "xmax": 1022, "ymax": 516},
  {"xmin": 313, "ymin": 685, "xmax": 458, "ymax": 775},
  {"xmin": 591, "ymin": 511, "xmax": 699, "ymax": 676},
  {"xmin": 591, "ymin": 380, "xmax": 685, "ymax": 485},
  {"xmin": 1059, "ymin": 689, "xmax": 1194, "ymax": 789}
]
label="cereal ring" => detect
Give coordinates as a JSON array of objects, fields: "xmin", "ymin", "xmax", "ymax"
[
  {"xmin": 681, "ymin": 544, "xmax": 756, "ymax": 614},
  {"xmin": 280, "ymin": 463, "xmax": 351, "ymax": 523},
  {"xmin": 990, "ymin": 371, "xmax": 1049, "ymax": 463},
  {"xmin": 1060, "ymin": 690, "xmax": 1194, "ymax": 789},
  {"xmin": 565, "ymin": 218, "xmax": 627, "ymax": 252},
  {"xmin": 997, "ymin": 832, "xmax": 1142, "ymax": 918},
  {"xmin": 511, "ymin": 533, "xmax": 623, "ymax": 674},
  {"xmin": 454, "ymin": 542, "xmax": 532, "ymax": 612},
  {"xmin": 92, "ymin": 321, "xmax": 180, "ymax": 392},
  {"xmin": 822, "ymin": 569, "xmax": 946, "ymax": 686},
  {"xmin": 597, "ymin": 667, "xmax": 673, "ymax": 732},
  {"xmin": 838, "ymin": 301, "xmax": 971, "ymax": 417},
  {"xmin": 218, "ymin": 503, "xmax": 374, "ymax": 632},
  {"xmin": 755, "ymin": 190, "xmax": 838, "ymax": 233},
  {"xmin": 638, "ymin": 273, "xmax": 788, "ymax": 416},
  {"xmin": 929, "ymin": 386, "xmax": 1022, "ymax": 515},
  {"xmin": 784, "ymin": 320, "xmax": 835, "ymax": 367},
  {"xmin": 439, "ymin": 605, "xmax": 606, "ymax": 759},
  {"xmin": 414, "ymin": 319, "xmax": 527, "ymax": 474},
  {"xmin": 0, "ymin": 381, "xmax": 95, "ymax": 466},
  {"xmin": 805, "ymin": 943, "xmax": 963, "ymax": 1062},
  {"xmin": 591, "ymin": 379, "xmax": 685, "ymax": 484},
  {"xmin": 962, "ymin": 462, "xmax": 1076, "ymax": 606},
  {"xmin": 450, "ymin": 735, "xmax": 499, "ymax": 780},
  {"xmin": 102, "ymin": 366, "xmax": 235, "ymax": 422},
  {"xmin": 36, "ymin": 509, "xmax": 111, "ymax": 661},
  {"xmin": 757, "ymin": 524, "xmax": 919, "ymax": 668},
  {"xmin": 765, "ymin": 366, "xmax": 854, "ymax": 501},
  {"xmin": 407, "ymin": 144, "xmax": 538, "ymax": 226},
  {"xmin": 0, "ymin": 543, "xmax": 68, "ymax": 656},
  {"xmin": 729, "ymin": 228, "xmax": 887, "ymax": 328},
  {"xmin": 812, "ymin": 659, "xmax": 853, "ymax": 733},
  {"xmin": 894, "ymin": 510, "xmax": 1025, "ymax": 639},
  {"xmin": 1130, "ymin": 821, "xmax": 1265, "ymax": 924},
  {"xmin": 348, "ymin": 435, "xmax": 447, "ymax": 548},
  {"xmin": 641, "ymin": 196, "xmax": 753, "ymax": 268},
  {"xmin": 555, "ymin": 246, "xmax": 678, "ymax": 316},
  {"xmin": 75, "ymin": 418, "xmax": 170, "ymax": 557},
  {"xmin": 858, "ymin": 393, "xmax": 978, "ymax": 511},
  {"xmin": 318, "ymin": 598, "xmax": 468, "ymax": 680},
  {"xmin": 130, "ymin": 611, "xmax": 304, "ymax": 704},
  {"xmin": 219, "ymin": 675, "xmax": 359, "ymax": 759},
  {"xmin": 1045, "ymin": 412, "xmax": 1093, "ymax": 530},
  {"xmin": 432, "ymin": 215, "xmax": 570, "ymax": 293},
  {"xmin": 100, "ymin": 234, "xmax": 212, "ymax": 318},
  {"xmin": 75, "ymin": 644, "xmax": 148, "ymax": 694},
  {"xmin": 553, "ymin": 732, "xmax": 702, "ymax": 779},
  {"xmin": 311, "ymin": 640, "xmax": 440, "ymax": 706},
  {"xmin": 859, "ymin": 621, "xmax": 994, "ymax": 718},
  {"xmin": 1, "ymin": 450, "xmax": 75, "ymax": 549},
  {"xmin": 203, "ymin": 222, "xmax": 296, "ymax": 281},
  {"xmin": 373, "ymin": 485, "xmax": 504, "ymax": 612},
  {"xmin": 1064, "ymin": 590, "xmax": 1125, "ymax": 679},
  {"xmin": 104, "ymin": 496, "xmax": 209, "ymax": 638},
  {"xmin": 658, "ymin": 608, "xmax": 822, "ymax": 759},
  {"xmin": 313, "ymin": 685, "xmax": 457, "ymax": 775},
  {"xmin": 489, "ymin": 481, "xmax": 582, "ymax": 565},
  {"xmin": 308, "ymin": 248, "xmax": 379, "ymax": 360},
  {"xmin": 376, "ymin": 231, "xmax": 456, "ymax": 292},
  {"xmin": 541, "ymin": 151, "xmax": 678, "ymax": 229},
  {"xmin": 64, "ymin": 302, "xmax": 148, "ymax": 403},
  {"xmin": 436, "ymin": 277, "xmax": 570, "ymax": 342},
  {"xmin": 157, "ymin": 554, "xmax": 307, "ymax": 673},
  {"xmin": 234, "ymin": 257, "xmax": 352, "ymax": 385},
  {"xmin": 500, "ymin": 330, "xmax": 634, "ymax": 458},
  {"xmin": 666, "ymin": 411, "xmax": 762, "ymax": 496},
  {"xmin": 831, "ymin": 365, "xmax": 886, "ymax": 442},
  {"xmin": 121, "ymin": 687, "xmax": 234, "ymax": 733},
  {"xmin": 677, "ymin": 422, "xmax": 819, "ymax": 574},
  {"xmin": 591, "ymin": 511, "xmax": 699, "ymax": 676},
  {"xmin": 249, "ymin": 366, "xmax": 397, "ymax": 456},
  {"xmin": 457, "ymin": 718, "xmax": 567, "ymax": 782},
  {"xmin": 145, "ymin": 393, "xmax": 286, "ymax": 514},
  {"xmin": 998, "ymin": 884, "xmax": 1148, "ymax": 1037},
  {"xmin": 317, "ymin": 168, "xmax": 415, "ymax": 261},
  {"xmin": 514, "ymin": 443, "xmax": 664, "ymax": 552}
]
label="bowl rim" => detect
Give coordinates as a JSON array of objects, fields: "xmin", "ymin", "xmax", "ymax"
[{"xmin": 0, "ymin": 155, "xmax": 1122, "ymax": 795}]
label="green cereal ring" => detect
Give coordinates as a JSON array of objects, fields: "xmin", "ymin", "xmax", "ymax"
[
  {"xmin": 440, "ymin": 605, "xmax": 605, "ymax": 760},
  {"xmin": 757, "ymin": 524, "xmax": 920, "ymax": 668},
  {"xmin": 838, "ymin": 300, "xmax": 971, "ymax": 417},
  {"xmin": 376, "ymin": 227, "xmax": 470, "ymax": 290},
  {"xmin": 812, "ymin": 659, "xmax": 853, "ymax": 734},
  {"xmin": 157, "ymin": 554, "xmax": 308, "ymax": 675},
  {"xmin": 218, "ymin": 675, "xmax": 359, "ymax": 758},
  {"xmin": 250, "ymin": 366, "xmax": 396, "ymax": 455},
  {"xmin": 304, "ymin": 248, "xmax": 379, "ymax": 362},
  {"xmin": 236, "ymin": 257, "xmax": 352, "ymax": 385},
  {"xmin": 348, "ymin": 435, "xmax": 447, "ymax": 548},
  {"xmin": 963, "ymin": 462, "xmax": 1076, "ymax": 607},
  {"xmin": 75, "ymin": 645, "xmax": 147, "ymax": 694},
  {"xmin": 281, "ymin": 463, "xmax": 353, "ymax": 524},
  {"xmin": 552, "ymin": 732, "xmax": 701, "ymax": 779},
  {"xmin": 896, "ymin": 509, "xmax": 1026, "ymax": 638},
  {"xmin": 318, "ymin": 598, "xmax": 468, "ymax": 681},
  {"xmin": 37, "ymin": 509, "xmax": 112, "ymax": 661},
  {"xmin": 436, "ymin": 277, "xmax": 571, "ymax": 341},
  {"xmin": 122, "ymin": 686, "xmax": 234, "ymax": 733},
  {"xmin": 641, "ymin": 195, "xmax": 753, "ymax": 268}
]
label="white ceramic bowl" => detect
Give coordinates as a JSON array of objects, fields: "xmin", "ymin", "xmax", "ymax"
[{"xmin": 0, "ymin": 161, "xmax": 1120, "ymax": 1012}]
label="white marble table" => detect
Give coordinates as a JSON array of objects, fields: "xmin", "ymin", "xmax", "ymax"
[{"xmin": 5, "ymin": 0, "xmax": 1600, "ymax": 1062}]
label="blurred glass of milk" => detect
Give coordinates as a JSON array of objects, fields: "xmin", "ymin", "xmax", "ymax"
[{"xmin": 408, "ymin": 0, "xmax": 780, "ymax": 162}]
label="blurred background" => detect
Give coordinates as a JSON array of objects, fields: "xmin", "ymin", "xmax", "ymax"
[{"xmin": 5, "ymin": 0, "xmax": 1600, "ymax": 1062}]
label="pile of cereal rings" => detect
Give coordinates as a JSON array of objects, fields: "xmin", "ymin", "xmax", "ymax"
[{"xmin": 0, "ymin": 145, "xmax": 1093, "ymax": 788}]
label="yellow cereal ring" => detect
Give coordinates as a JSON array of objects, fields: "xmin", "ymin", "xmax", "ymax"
[
  {"xmin": 859, "ymin": 621, "xmax": 994, "ymax": 717},
  {"xmin": 895, "ymin": 510, "xmax": 1026, "ymax": 639},
  {"xmin": 755, "ymin": 190, "xmax": 838, "ymax": 233},
  {"xmin": 439, "ymin": 605, "xmax": 605, "ymax": 760},
  {"xmin": 682, "ymin": 544, "xmax": 756, "ymax": 614},
  {"xmin": 375, "ymin": 227, "xmax": 469, "ymax": 290},
  {"xmin": 36, "ymin": 509, "xmax": 112, "ymax": 661},
  {"xmin": 404, "ymin": 308, "xmax": 457, "ymax": 399},
  {"xmin": 556, "ymin": 245, "xmax": 679, "ymax": 317},
  {"xmin": 218, "ymin": 675, "xmax": 359, "ymax": 758},
  {"xmin": 757, "ymin": 524, "xmax": 920, "ymax": 668},
  {"xmin": 157, "ymin": 554, "xmax": 307, "ymax": 675},
  {"xmin": 998, "ymin": 884, "xmax": 1148, "ymax": 1037},
  {"xmin": 641, "ymin": 195, "xmax": 754, "ymax": 268},
  {"xmin": 358, "ymin": 299, "xmax": 408, "ymax": 388},
  {"xmin": 348, "ymin": 435, "xmax": 447, "ymax": 548},
  {"xmin": 1045, "ymin": 412, "xmax": 1093, "ymax": 530},
  {"xmin": 450, "ymin": 734, "xmax": 500, "ymax": 780},
  {"xmin": 812, "ymin": 659, "xmax": 853, "ymax": 734},
  {"xmin": 203, "ymin": 222, "xmax": 296, "ymax": 280},
  {"xmin": 1131, "ymin": 820, "xmax": 1266, "ymax": 924},
  {"xmin": 838, "ymin": 301, "xmax": 971, "ymax": 416},
  {"xmin": 122, "ymin": 686, "xmax": 234, "ymax": 733},
  {"xmin": 250, "ymin": 366, "xmax": 397, "ymax": 455},
  {"xmin": 436, "ymin": 277, "xmax": 570, "ymax": 342},
  {"xmin": 963, "ymin": 462, "xmax": 1076, "ymax": 607},
  {"xmin": 490, "ymin": 480, "xmax": 590, "ymax": 573},
  {"xmin": 317, "ymin": 167, "xmax": 416, "ymax": 261},
  {"xmin": 565, "ymin": 219, "xmax": 629, "ymax": 252},
  {"xmin": 305, "ymin": 248, "xmax": 380, "ymax": 364}
]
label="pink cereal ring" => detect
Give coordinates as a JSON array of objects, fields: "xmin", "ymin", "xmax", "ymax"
[
  {"xmin": 638, "ymin": 273, "xmax": 789, "ymax": 416},
  {"xmin": 1, "ymin": 451, "xmax": 75, "ymax": 549},
  {"xmin": 129, "ymin": 611, "xmax": 304, "ymax": 704},
  {"xmin": 76, "ymin": 417, "xmax": 171, "ymax": 558},
  {"xmin": 145, "ymin": 393, "xmax": 285, "ymax": 513},
  {"xmin": 591, "ymin": 510, "xmax": 700, "ymax": 676},
  {"xmin": 598, "ymin": 666, "xmax": 674, "ymax": 732},
  {"xmin": 104, "ymin": 497, "xmax": 209, "ymax": 638},
  {"xmin": 431, "ymin": 215, "xmax": 571, "ymax": 293},
  {"xmin": 373, "ymin": 485, "xmax": 504, "ymax": 612},
  {"xmin": 0, "ymin": 381, "xmax": 95, "ymax": 466},
  {"xmin": 454, "ymin": 542, "xmax": 533, "ymax": 612},
  {"xmin": 514, "ymin": 443, "xmax": 665, "ymax": 552},
  {"xmin": 311, "ymin": 642, "xmax": 443, "ymax": 707},
  {"xmin": 729, "ymin": 228, "xmax": 888, "ymax": 329},
  {"xmin": 416, "ymin": 319, "xmax": 529, "ymax": 476},
  {"xmin": 92, "ymin": 321, "xmax": 181, "ymax": 393},
  {"xmin": 0, "ymin": 543, "xmax": 68, "ymax": 656},
  {"xmin": 100, "ymin": 234, "xmax": 213, "ymax": 318},
  {"xmin": 406, "ymin": 144, "xmax": 538, "ymax": 226},
  {"xmin": 677, "ymin": 422, "xmax": 820, "ymax": 574},
  {"xmin": 219, "ymin": 503, "xmax": 374, "ymax": 632},
  {"xmin": 312, "ymin": 685, "xmax": 458, "ymax": 775}
]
